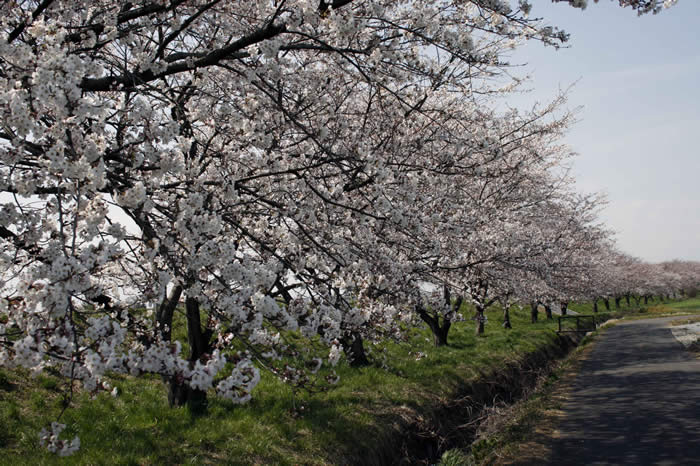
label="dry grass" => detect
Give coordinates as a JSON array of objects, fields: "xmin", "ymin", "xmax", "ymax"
[
  {"xmin": 453, "ymin": 337, "xmax": 597, "ymax": 466},
  {"xmin": 669, "ymin": 315, "xmax": 700, "ymax": 327}
]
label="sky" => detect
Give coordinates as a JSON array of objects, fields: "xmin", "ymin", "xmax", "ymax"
[{"xmin": 500, "ymin": 0, "xmax": 700, "ymax": 263}]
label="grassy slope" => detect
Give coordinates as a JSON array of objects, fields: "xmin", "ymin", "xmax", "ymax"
[
  {"xmin": 0, "ymin": 299, "xmax": 663, "ymax": 465},
  {"xmin": 653, "ymin": 296, "xmax": 700, "ymax": 313}
]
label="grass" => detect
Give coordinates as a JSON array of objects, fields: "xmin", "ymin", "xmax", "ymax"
[
  {"xmin": 654, "ymin": 297, "xmax": 700, "ymax": 313},
  {"xmin": 1, "ymin": 298, "xmax": 694, "ymax": 465},
  {"xmin": 616, "ymin": 296, "xmax": 700, "ymax": 320},
  {"xmin": 566, "ymin": 295, "xmax": 664, "ymax": 315},
  {"xmin": 0, "ymin": 305, "xmax": 564, "ymax": 465}
]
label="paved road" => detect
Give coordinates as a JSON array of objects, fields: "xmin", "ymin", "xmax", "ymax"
[{"xmin": 549, "ymin": 317, "xmax": 700, "ymax": 465}]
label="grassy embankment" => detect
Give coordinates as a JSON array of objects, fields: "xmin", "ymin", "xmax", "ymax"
[
  {"xmin": 0, "ymin": 298, "xmax": 673, "ymax": 465},
  {"xmin": 441, "ymin": 297, "xmax": 700, "ymax": 465}
]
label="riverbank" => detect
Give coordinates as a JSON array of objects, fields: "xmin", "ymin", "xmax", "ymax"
[{"xmin": 1, "ymin": 299, "xmax": 684, "ymax": 464}]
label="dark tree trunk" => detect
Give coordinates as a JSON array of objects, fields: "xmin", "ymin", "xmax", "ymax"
[
  {"xmin": 434, "ymin": 321, "xmax": 451, "ymax": 345},
  {"xmin": 615, "ymin": 297, "xmax": 621, "ymax": 309},
  {"xmin": 168, "ymin": 379, "xmax": 201, "ymax": 410},
  {"xmin": 644, "ymin": 295, "xmax": 649, "ymax": 305},
  {"xmin": 561, "ymin": 301, "xmax": 569, "ymax": 316},
  {"xmin": 530, "ymin": 302, "xmax": 538, "ymax": 323},
  {"xmin": 544, "ymin": 303, "xmax": 553, "ymax": 320},
  {"xmin": 502, "ymin": 305, "xmax": 512, "ymax": 329},
  {"xmin": 342, "ymin": 332, "xmax": 370, "ymax": 367},
  {"xmin": 415, "ymin": 304, "xmax": 453, "ymax": 347},
  {"xmin": 475, "ymin": 304, "xmax": 485, "ymax": 335},
  {"xmin": 593, "ymin": 300, "xmax": 598, "ymax": 313},
  {"xmin": 168, "ymin": 297, "xmax": 212, "ymax": 413},
  {"xmin": 603, "ymin": 298, "xmax": 610, "ymax": 311},
  {"xmin": 625, "ymin": 294, "xmax": 630, "ymax": 306},
  {"xmin": 422, "ymin": 311, "xmax": 451, "ymax": 346},
  {"xmin": 156, "ymin": 285, "xmax": 183, "ymax": 342}
]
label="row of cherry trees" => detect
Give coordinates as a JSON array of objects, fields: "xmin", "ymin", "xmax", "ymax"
[
  {"xmin": 0, "ymin": 0, "xmax": 687, "ymax": 455},
  {"xmin": 528, "ymin": 254, "xmax": 700, "ymax": 318}
]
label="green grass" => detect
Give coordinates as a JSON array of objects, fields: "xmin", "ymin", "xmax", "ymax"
[
  {"xmin": 2, "ymin": 298, "xmax": 693, "ymax": 465},
  {"xmin": 0, "ymin": 305, "xmax": 566, "ymax": 465},
  {"xmin": 611, "ymin": 296, "xmax": 700, "ymax": 321},
  {"xmin": 565, "ymin": 296, "xmax": 700, "ymax": 322},
  {"xmin": 657, "ymin": 297, "xmax": 700, "ymax": 312},
  {"xmin": 567, "ymin": 295, "xmax": 665, "ymax": 315}
]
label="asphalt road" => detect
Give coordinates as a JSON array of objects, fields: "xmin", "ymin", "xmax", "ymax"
[{"xmin": 549, "ymin": 317, "xmax": 700, "ymax": 465}]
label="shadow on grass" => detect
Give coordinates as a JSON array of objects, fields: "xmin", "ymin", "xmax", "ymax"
[{"xmin": 0, "ymin": 369, "xmax": 17, "ymax": 392}]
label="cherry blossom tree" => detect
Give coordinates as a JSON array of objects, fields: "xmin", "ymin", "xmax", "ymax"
[
  {"xmin": 0, "ymin": 0, "xmax": 580, "ymax": 450},
  {"xmin": 0, "ymin": 0, "xmax": 679, "ymax": 456}
]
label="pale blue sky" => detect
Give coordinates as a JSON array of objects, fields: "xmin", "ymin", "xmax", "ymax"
[{"xmin": 503, "ymin": 0, "xmax": 700, "ymax": 262}]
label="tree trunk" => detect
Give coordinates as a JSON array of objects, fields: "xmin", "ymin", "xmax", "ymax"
[
  {"xmin": 625, "ymin": 294, "xmax": 630, "ymax": 306},
  {"xmin": 615, "ymin": 297, "xmax": 621, "ymax": 309},
  {"xmin": 502, "ymin": 305, "xmax": 512, "ymax": 329},
  {"xmin": 475, "ymin": 306, "xmax": 485, "ymax": 336},
  {"xmin": 434, "ymin": 323, "xmax": 451, "ymax": 345},
  {"xmin": 561, "ymin": 301, "xmax": 569, "ymax": 316},
  {"xmin": 342, "ymin": 332, "xmax": 370, "ymax": 367},
  {"xmin": 168, "ymin": 296, "xmax": 211, "ymax": 413},
  {"xmin": 416, "ymin": 304, "xmax": 451, "ymax": 347},
  {"xmin": 156, "ymin": 285, "xmax": 183, "ymax": 342},
  {"xmin": 530, "ymin": 302, "xmax": 538, "ymax": 323},
  {"xmin": 644, "ymin": 295, "xmax": 649, "ymax": 305},
  {"xmin": 544, "ymin": 303, "xmax": 553, "ymax": 320},
  {"xmin": 593, "ymin": 300, "xmax": 598, "ymax": 313},
  {"xmin": 603, "ymin": 298, "xmax": 610, "ymax": 311}
]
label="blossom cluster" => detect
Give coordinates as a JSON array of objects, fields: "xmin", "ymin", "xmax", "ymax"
[{"xmin": 39, "ymin": 422, "xmax": 80, "ymax": 457}]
